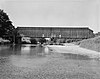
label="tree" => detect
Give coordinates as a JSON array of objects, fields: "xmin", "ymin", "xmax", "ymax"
[
  {"xmin": 0, "ymin": 9, "xmax": 15, "ymax": 38},
  {"xmin": 30, "ymin": 38, "xmax": 37, "ymax": 44},
  {"xmin": 39, "ymin": 38, "xmax": 46, "ymax": 44}
]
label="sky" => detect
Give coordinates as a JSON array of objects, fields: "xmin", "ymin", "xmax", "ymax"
[{"xmin": 0, "ymin": 0, "xmax": 100, "ymax": 33}]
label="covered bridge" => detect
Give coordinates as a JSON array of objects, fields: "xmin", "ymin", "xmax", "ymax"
[{"xmin": 16, "ymin": 26, "xmax": 94, "ymax": 40}]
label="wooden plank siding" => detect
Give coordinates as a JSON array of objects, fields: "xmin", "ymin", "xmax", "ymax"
[{"xmin": 16, "ymin": 27, "xmax": 94, "ymax": 39}]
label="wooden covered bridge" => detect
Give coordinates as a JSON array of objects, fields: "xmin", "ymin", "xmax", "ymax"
[{"xmin": 16, "ymin": 26, "xmax": 94, "ymax": 40}]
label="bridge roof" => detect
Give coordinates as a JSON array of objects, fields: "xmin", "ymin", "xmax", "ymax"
[
  {"xmin": 17, "ymin": 26, "xmax": 89, "ymax": 28},
  {"xmin": 16, "ymin": 26, "xmax": 93, "ymax": 32}
]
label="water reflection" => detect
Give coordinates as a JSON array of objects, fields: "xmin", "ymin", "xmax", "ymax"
[
  {"xmin": 21, "ymin": 46, "xmax": 31, "ymax": 55},
  {"xmin": 0, "ymin": 45, "xmax": 100, "ymax": 79},
  {"xmin": 0, "ymin": 44, "xmax": 50, "ymax": 68},
  {"xmin": 0, "ymin": 44, "xmax": 49, "ymax": 57},
  {"xmin": 0, "ymin": 45, "xmax": 100, "ymax": 70},
  {"xmin": 0, "ymin": 44, "xmax": 100, "ymax": 68}
]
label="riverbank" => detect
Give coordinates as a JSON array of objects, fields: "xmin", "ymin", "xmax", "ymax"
[
  {"xmin": 47, "ymin": 44, "xmax": 100, "ymax": 59},
  {"xmin": 73, "ymin": 36, "xmax": 100, "ymax": 52}
]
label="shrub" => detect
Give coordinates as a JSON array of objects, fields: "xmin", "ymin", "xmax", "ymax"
[
  {"xmin": 30, "ymin": 38, "xmax": 37, "ymax": 44},
  {"xmin": 39, "ymin": 38, "xmax": 46, "ymax": 44}
]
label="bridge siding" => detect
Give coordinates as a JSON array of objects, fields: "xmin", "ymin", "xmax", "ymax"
[{"xmin": 17, "ymin": 27, "xmax": 94, "ymax": 39}]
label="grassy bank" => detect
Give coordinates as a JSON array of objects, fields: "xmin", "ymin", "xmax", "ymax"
[{"xmin": 74, "ymin": 36, "xmax": 100, "ymax": 52}]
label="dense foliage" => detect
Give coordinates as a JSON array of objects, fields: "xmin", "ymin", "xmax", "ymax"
[
  {"xmin": 39, "ymin": 38, "xmax": 46, "ymax": 44},
  {"xmin": 30, "ymin": 38, "xmax": 37, "ymax": 44},
  {"xmin": 0, "ymin": 9, "xmax": 15, "ymax": 38}
]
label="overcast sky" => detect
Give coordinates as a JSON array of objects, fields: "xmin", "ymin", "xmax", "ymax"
[{"xmin": 0, "ymin": 0, "xmax": 100, "ymax": 33}]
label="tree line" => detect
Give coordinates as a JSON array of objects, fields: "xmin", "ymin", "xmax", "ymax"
[{"xmin": 0, "ymin": 9, "xmax": 19, "ymax": 43}]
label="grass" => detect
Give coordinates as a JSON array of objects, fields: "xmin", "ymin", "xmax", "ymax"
[{"xmin": 74, "ymin": 36, "xmax": 100, "ymax": 52}]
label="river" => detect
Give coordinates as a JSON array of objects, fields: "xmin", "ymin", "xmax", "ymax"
[{"xmin": 0, "ymin": 44, "xmax": 100, "ymax": 79}]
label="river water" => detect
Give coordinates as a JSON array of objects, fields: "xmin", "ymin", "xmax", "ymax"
[
  {"xmin": 0, "ymin": 44, "xmax": 100, "ymax": 79},
  {"xmin": 0, "ymin": 44, "xmax": 50, "ymax": 67}
]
